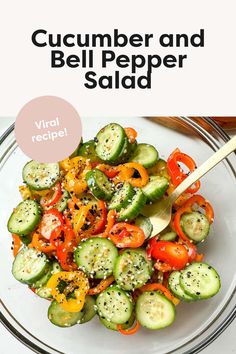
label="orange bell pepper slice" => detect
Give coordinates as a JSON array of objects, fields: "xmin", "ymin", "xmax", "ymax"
[
  {"xmin": 139, "ymin": 283, "xmax": 180, "ymax": 305},
  {"xmin": 124, "ymin": 127, "xmax": 137, "ymax": 144},
  {"xmin": 116, "ymin": 162, "xmax": 149, "ymax": 188},
  {"xmin": 88, "ymin": 275, "xmax": 115, "ymax": 295},
  {"xmin": 117, "ymin": 320, "xmax": 140, "ymax": 335},
  {"xmin": 29, "ymin": 231, "xmax": 56, "ymax": 253},
  {"xmin": 173, "ymin": 194, "xmax": 214, "ymax": 243},
  {"xmin": 12, "ymin": 234, "xmax": 22, "ymax": 257}
]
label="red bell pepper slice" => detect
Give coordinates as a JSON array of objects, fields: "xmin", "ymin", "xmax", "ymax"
[
  {"xmin": 40, "ymin": 182, "xmax": 62, "ymax": 208},
  {"xmin": 167, "ymin": 148, "xmax": 200, "ymax": 194},
  {"xmin": 39, "ymin": 209, "xmax": 64, "ymax": 240},
  {"xmin": 51, "ymin": 224, "xmax": 78, "ymax": 271},
  {"xmin": 147, "ymin": 240, "xmax": 189, "ymax": 270},
  {"xmin": 109, "ymin": 223, "xmax": 145, "ymax": 248}
]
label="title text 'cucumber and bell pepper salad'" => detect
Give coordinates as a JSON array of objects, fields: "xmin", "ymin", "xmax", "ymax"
[{"xmin": 8, "ymin": 123, "xmax": 220, "ymax": 333}]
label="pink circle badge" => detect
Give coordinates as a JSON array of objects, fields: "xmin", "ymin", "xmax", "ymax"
[{"xmin": 14, "ymin": 96, "xmax": 82, "ymax": 163}]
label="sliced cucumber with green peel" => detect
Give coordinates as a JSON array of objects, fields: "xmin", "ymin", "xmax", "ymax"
[
  {"xmin": 99, "ymin": 311, "xmax": 135, "ymax": 331},
  {"xmin": 96, "ymin": 286, "xmax": 133, "ymax": 324},
  {"xmin": 135, "ymin": 215, "xmax": 153, "ymax": 239},
  {"xmin": 95, "ymin": 123, "xmax": 125, "ymax": 163},
  {"xmin": 18, "ymin": 234, "xmax": 32, "ymax": 246},
  {"xmin": 180, "ymin": 262, "xmax": 221, "ymax": 300},
  {"xmin": 44, "ymin": 189, "xmax": 70, "ymax": 213},
  {"xmin": 159, "ymin": 231, "xmax": 177, "ymax": 241},
  {"xmin": 52, "ymin": 261, "xmax": 62, "ymax": 274},
  {"xmin": 136, "ymin": 291, "xmax": 175, "ymax": 329},
  {"xmin": 22, "ymin": 161, "xmax": 60, "ymax": 190},
  {"xmin": 147, "ymin": 159, "xmax": 169, "ymax": 179},
  {"xmin": 78, "ymin": 295, "xmax": 97, "ymax": 324},
  {"xmin": 12, "ymin": 248, "xmax": 49, "ymax": 285},
  {"xmin": 7, "ymin": 200, "xmax": 42, "ymax": 236},
  {"xmin": 108, "ymin": 182, "xmax": 134, "ymax": 211},
  {"xmin": 33, "ymin": 262, "xmax": 53, "ymax": 289},
  {"xmin": 86, "ymin": 169, "xmax": 114, "ymax": 201},
  {"xmin": 130, "ymin": 143, "xmax": 159, "ymax": 168},
  {"xmin": 48, "ymin": 300, "xmax": 82, "ymax": 327},
  {"xmin": 142, "ymin": 176, "xmax": 169, "ymax": 202},
  {"xmin": 74, "ymin": 238, "xmax": 118, "ymax": 279},
  {"xmin": 113, "ymin": 249, "xmax": 151, "ymax": 291},
  {"xmin": 36, "ymin": 261, "xmax": 61, "ymax": 299},
  {"xmin": 118, "ymin": 188, "xmax": 147, "ymax": 221},
  {"xmin": 168, "ymin": 271, "xmax": 195, "ymax": 302},
  {"xmin": 78, "ymin": 140, "xmax": 100, "ymax": 163},
  {"xmin": 115, "ymin": 136, "xmax": 133, "ymax": 164},
  {"xmin": 36, "ymin": 286, "xmax": 53, "ymax": 299},
  {"xmin": 54, "ymin": 188, "xmax": 70, "ymax": 212},
  {"xmin": 181, "ymin": 211, "xmax": 210, "ymax": 243}
]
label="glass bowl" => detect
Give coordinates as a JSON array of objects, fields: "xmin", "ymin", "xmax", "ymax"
[{"xmin": 0, "ymin": 117, "xmax": 235, "ymax": 354}]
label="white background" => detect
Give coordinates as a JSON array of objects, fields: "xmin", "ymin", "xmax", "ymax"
[
  {"xmin": 0, "ymin": 0, "xmax": 236, "ymax": 352},
  {"xmin": 0, "ymin": 0, "xmax": 236, "ymax": 116},
  {"xmin": 0, "ymin": 117, "xmax": 235, "ymax": 353}
]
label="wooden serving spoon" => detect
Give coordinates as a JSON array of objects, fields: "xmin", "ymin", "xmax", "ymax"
[{"xmin": 142, "ymin": 135, "xmax": 236, "ymax": 237}]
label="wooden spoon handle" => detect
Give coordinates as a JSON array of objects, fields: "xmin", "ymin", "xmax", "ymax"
[{"xmin": 171, "ymin": 135, "xmax": 236, "ymax": 202}]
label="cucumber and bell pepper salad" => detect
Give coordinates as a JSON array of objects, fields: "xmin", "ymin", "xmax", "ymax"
[{"xmin": 8, "ymin": 123, "xmax": 220, "ymax": 334}]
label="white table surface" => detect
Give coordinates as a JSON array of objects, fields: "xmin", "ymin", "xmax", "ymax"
[{"xmin": 0, "ymin": 117, "xmax": 235, "ymax": 354}]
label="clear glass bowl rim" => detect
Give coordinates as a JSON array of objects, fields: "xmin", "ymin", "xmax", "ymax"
[{"xmin": 0, "ymin": 116, "xmax": 235, "ymax": 354}]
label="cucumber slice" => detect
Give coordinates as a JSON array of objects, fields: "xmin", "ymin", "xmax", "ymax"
[
  {"xmin": 18, "ymin": 234, "xmax": 32, "ymax": 246},
  {"xmin": 118, "ymin": 188, "xmax": 147, "ymax": 221},
  {"xmin": 36, "ymin": 261, "xmax": 61, "ymax": 299},
  {"xmin": 180, "ymin": 262, "xmax": 221, "ymax": 300},
  {"xmin": 33, "ymin": 262, "xmax": 53, "ymax": 289},
  {"xmin": 113, "ymin": 249, "xmax": 151, "ymax": 291},
  {"xmin": 181, "ymin": 211, "xmax": 210, "ymax": 243},
  {"xmin": 43, "ymin": 188, "xmax": 70, "ymax": 213},
  {"xmin": 78, "ymin": 140, "xmax": 100, "ymax": 163},
  {"xmin": 23, "ymin": 161, "xmax": 60, "ymax": 190},
  {"xmin": 69, "ymin": 137, "xmax": 83, "ymax": 158},
  {"xmin": 135, "ymin": 215, "xmax": 153, "ymax": 240},
  {"xmin": 147, "ymin": 159, "xmax": 169, "ymax": 179},
  {"xmin": 53, "ymin": 188, "xmax": 70, "ymax": 212},
  {"xmin": 86, "ymin": 169, "xmax": 114, "ymax": 201},
  {"xmin": 48, "ymin": 300, "xmax": 82, "ymax": 327},
  {"xmin": 159, "ymin": 231, "xmax": 177, "ymax": 241},
  {"xmin": 99, "ymin": 311, "xmax": 135, "ymax": 331},
  {"xmin": 12, "ymin": 247, "xmax": 49, "ymax": 285},
  {"xmin": 52, "ymin": 261, "xmax": 62, "ymax": 274},
  {"xmin": 136, "ymin": 291, "xmax": 175, "ymax": 329},
  {"xmin": 74, "ymin": 238, "xmax": 118, "ymax": 279},
  {"xmin": 7, "ymin": 200, "xmax": 42, "ymax": 236},
  {"xmin": 115, "ymin": 136, "xmax": 133, "ymax": 164},
  {"xmin": 130, "ymin": 143, "xmax": 159, "ymax": 168},
  {"xmin": 108, "ymin": 182, "xmax": 134, "ymax": 211},
  {"xmin": 78, "ymin": 295, "xmax": 97, "ymax": 324},
  {"xmin": 95, "ymin": 123, "xmax": 125, "ymax": 163},
  {"xmin": 96, "ymin": 286, "xmax": 133, "ymax": 324},
  {"xmin": 142, "ymin": 176, "xmax": 169, "ymax": 202},
  {"xmin": 36, "ymin": 286, "xmax": 52, "ymax": 299},
  {"xmin": 131, "ymin": 248, "xmax": 153, "ymax": 274},
  {"xmin": 168, "ymin": 271, "xmax": 195, "ymax": 302}
]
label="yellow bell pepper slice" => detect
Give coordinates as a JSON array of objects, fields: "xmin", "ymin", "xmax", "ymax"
[
  {"xmin": 72, "ymin": 204, "xmax": 91, "ymax": 234},
  {"xmin": 47, "ymin": 271, "xmax": 89, "ymax": 313}
]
